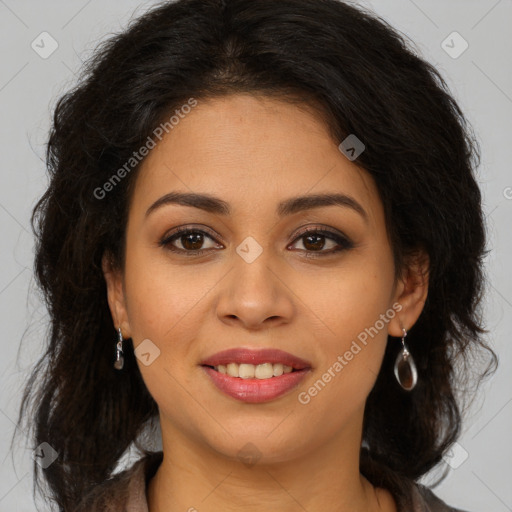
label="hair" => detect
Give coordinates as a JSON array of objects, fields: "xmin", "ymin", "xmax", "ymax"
[{"xmin": 18, "ymin": 0, "xmax": 498, "ymax": 510}]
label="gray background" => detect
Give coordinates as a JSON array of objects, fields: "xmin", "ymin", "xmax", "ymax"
[{"xmin": 0, "ymin": 0, "xmax": 511, "ymax": 510}]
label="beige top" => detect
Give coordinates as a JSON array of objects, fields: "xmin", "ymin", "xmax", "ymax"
[{"xmin": 76, "ymin": 451, "xmax": 469, "ymax": 512}]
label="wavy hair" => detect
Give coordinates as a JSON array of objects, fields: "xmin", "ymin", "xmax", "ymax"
[{"xmin": 18, "ymin": 0, "xmax": 498, "ymax": 510}]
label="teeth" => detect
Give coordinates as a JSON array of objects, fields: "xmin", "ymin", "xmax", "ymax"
[
  {"xmin": 214, "ymin": 362, "xmax": 295, "ymax": 379},
  {"xmin": 239, "ymin": 363, "xmax": 255, "ymax": 379},
  {"xmin": 273, "ymin": 363, "xmax": 284, "ymax": 377}
]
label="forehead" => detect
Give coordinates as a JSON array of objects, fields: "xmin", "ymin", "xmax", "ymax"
[{"xmin": 131, "ymin": 94, "xmax": 381, "ymax": 223}]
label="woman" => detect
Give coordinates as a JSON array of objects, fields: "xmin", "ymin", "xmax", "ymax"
[{"xmin": 19, "ymin": 0, "xmax": 498, "ymax": 511}]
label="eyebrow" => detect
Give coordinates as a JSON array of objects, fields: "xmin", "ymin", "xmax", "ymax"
[{"xmin": 145, "ymin": 191, "xmax": 368, "ymax": 222}]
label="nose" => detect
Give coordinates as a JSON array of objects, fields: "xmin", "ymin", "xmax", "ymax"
[{"xmin": 215, "ymin": 251, "xmax": 295, "ymax": 331}]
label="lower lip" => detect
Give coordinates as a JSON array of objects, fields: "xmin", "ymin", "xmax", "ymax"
[{"xmin": 201, "ymin": 366, "xmax": 310, "ymax": 403}]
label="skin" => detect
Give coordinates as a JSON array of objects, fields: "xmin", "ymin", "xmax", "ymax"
[{"xmin": 103, "ymin": 93, "xmax": 429, "ymax": 512}]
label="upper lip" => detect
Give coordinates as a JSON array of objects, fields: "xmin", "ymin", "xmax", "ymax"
[{"xmin": 200, "ymin": 348, "xmax": 311, "ymax": 370}]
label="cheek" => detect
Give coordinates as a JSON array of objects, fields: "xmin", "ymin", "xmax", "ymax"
[
  {"xmin": 294, "ymin": 251, "xmax": 395, "ymax": 339},
  {"xmin": 123, "ymin": 245, "xmax": 216, "ymax": 341},
  {"xmin": 294, "ymin": 253, "xmax": 395, "ymax": 400},
  {"xmin": 121, "ymin": 250, "xmax": 207, "ymax": 416},
  {"xmin": 120, "ymin": 247, "xmax": 218, "ymax": 411}
]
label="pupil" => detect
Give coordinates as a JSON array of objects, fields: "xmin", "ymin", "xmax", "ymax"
[
  {"xmin": 304, "ymin": 234, "xmax": 324, "ymax": 251},
  {"xmin": 182, "ymin": 233, "xmax": 203, "ymax": 250}
]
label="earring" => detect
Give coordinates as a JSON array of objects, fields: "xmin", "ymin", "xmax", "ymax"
[
  {"xmin": 393, "ymin": 327, "xmax": 417, "ymax": 391},
  {"xmin": 114, "ymin": 327, "xmax": 124, "ymax": 370}
]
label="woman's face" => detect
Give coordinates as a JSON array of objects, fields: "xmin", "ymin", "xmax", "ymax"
[{"xmin": 105, "ymin": 93, "xmax": 425, "ymax": 464}]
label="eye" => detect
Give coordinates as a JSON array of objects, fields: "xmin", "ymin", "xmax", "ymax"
[
  {"xmin": 160, "ymin": 226, "xmax": 223, "ymax": 255},
  {"xmin": 289, "ymin": 227, "xmax": 354, "ymax": 257}
]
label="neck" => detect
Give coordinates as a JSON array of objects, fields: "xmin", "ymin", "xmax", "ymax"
[{"xmin": 147, "ymin": 412, "xmax": 395, "ymax": 512}]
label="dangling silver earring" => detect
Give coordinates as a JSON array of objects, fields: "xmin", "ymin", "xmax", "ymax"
[
  {"xmin": 114, "ymin": 327, "xmax": 124, "ymax": 370},
  {"xmin": 394, "ymin": 327, "xmax": 417, "ymax": 391}
]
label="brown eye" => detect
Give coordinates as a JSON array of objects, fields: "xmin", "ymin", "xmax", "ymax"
[
  {"xmin": 299, "ymin": 233, "xmax": 331, "ymax": 251},
  {"xmin": 179, "ymin": 232, "xmax": 206, "ymax": 251},
  {"xmin": 289, "ymin": 228, "xmax": 354, "ymax": 256},
  {"xmin": 160, "ymin": 227, "xmax": 223, "ymax": 255}
]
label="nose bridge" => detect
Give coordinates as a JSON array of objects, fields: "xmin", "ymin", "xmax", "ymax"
[
  {"xmin": 215, "ymin": 234, "xmax": 295, "ymax": 328},
  {"xmin": 232, "ymin": 235, "xmax": 279, "ymax": 303}
]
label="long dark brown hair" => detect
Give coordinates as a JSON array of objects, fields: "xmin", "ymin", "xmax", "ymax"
[{"xmin": 18, "ymin": 0, "xmax": 497, "ymax": 510}]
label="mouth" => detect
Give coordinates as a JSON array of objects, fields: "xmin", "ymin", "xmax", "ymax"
[{"xmin": 200, "ymin": 348, "xmax": 312, "ymax": 403}]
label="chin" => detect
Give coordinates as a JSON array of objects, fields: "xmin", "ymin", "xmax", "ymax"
[{"xmin": 201, "ymin": 427, "xmax": 309, "ymax": 467}]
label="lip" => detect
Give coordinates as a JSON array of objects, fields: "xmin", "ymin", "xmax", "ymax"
[
  {"xmin": 200, "ymin": 348, "xmax": 312, "ymax": 370},
  {"xmin": 200, "ymin": 348, "xmax": 312, "ymax": 403},
  {"xmin": 201, "ymin": 366, "xmax": 311, "ymax": 403}
]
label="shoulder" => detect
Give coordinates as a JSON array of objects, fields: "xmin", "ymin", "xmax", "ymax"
[
  {"xmin": 411, "ymin": 483, "xmax": 471, "ymax": 512},
  {"xmin": 75, "ymin": 451, "xmax": 163, "ymax": 512}
]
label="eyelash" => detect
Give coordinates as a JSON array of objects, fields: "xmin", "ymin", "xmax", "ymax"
[{"xmin": 159, "ymin": 225, "xmax": 354, "ymax": 258}]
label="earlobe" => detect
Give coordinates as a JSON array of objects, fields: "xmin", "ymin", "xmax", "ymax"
[
  {"xmin": 388, "ymin": 250, "xmax": 429, "ymax": 338},
  {"xmin": 101, "ymin": 252, "xmax": 132, "ymax": 338}
]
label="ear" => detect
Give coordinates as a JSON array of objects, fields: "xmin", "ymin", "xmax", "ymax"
[
  {"xmin": 102, "ymin": 252, "xmax": 132, "ymax": 338},
  {"xmin": 388, "ymin": 248, "xmax": 429, "ymax": 337}
]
